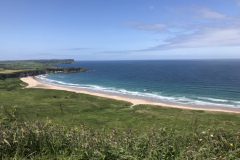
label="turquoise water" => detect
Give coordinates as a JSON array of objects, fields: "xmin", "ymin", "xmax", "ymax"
[{"xmin": 37, "ymin": 60, "xmax": 240, "ymax": 108}]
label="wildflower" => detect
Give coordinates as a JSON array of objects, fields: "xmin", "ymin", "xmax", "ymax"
[
  {"xmin": 186, "ymin": 147, "xmax": 188, "ymax": 149},
  {"xmin": 199, "ymin": 139, "xmax": 203, "ymax": 141},
  {"xmin": 210, "ymin": 134, "xmax": 213, "ymax": 137},
  {"xmin": 220, "ymin": 156, "xmax": 222, "ymax": 158},
  {"xmin": 230, "ymin": 143, "xmax": 233, "ymax": 147}
]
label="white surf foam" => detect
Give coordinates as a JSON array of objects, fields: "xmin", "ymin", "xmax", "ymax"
[{"xmin": 36, "ymin": 75, "xmax": 240, "ymax": 108}]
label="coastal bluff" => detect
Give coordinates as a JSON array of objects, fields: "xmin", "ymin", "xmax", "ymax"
[{"xmin": 0, "ymin": 59, "xmax": 88, "ymax": 80}]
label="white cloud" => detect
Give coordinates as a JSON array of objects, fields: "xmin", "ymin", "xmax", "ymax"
[
  {"xmin": 126, "ymin": 21, "xmax": 166, "ymax": 32},
  {"xmin": 195, "ymin": 8, "xmax": 229, "ymax": 20},
  {"xmin": 136, "ymin": 23, "xmax": 166, "ymax": 31},
  {"xmin": 125, "ymin": 7, "xmax": 240, "ymax": 52},
  {"xmin": 147, "ymin": 27, "xmax": 240, "ymax": 50},
  {"xmin": 127, "ymin": 8, "xmax": 232, "ymax": 34}
]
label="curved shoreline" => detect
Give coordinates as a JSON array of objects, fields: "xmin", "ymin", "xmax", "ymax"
[{"xmin": 21, "ymin": 76, "xmax": 240, "ymax": 113}]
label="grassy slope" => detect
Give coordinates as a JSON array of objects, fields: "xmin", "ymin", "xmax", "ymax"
[
  {"xmin": 0, "ymin": 60, "xmax": 75, "ymax": 75},
  {"xmin": 1, "ymin": 78, "xmax": 240, "ymax": 159},
  {"xmin": 0, "ymin": 61, "xmax": 46, "ymax": 70},
  {"xmin": 1, "ymin": 78, "xmax": 240, "ymax": 133}
]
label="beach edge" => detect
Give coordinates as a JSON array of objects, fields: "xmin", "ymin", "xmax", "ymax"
[{"xmin": 20, "ymin": 76, "xmax": 240, "ymax": 114}]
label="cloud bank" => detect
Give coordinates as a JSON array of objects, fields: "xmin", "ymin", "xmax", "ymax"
[{"xmin": 128, "ymin": 7, "xmax": 240, "ymax": 51}]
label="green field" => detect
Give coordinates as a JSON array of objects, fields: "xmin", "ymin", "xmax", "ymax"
[
  {"xmin": 1, "ymin": 78, "xmax": 240, "ymax": 159},
  {"xmin": 0, "ymin": 60, "xmax": 86, "ymax": 80},
  {"xmin": 0, "ymin": 69, "xmax": 25, "ymax": 74},
  {"xmin": 0, "ymin": 59, "xmax": 74, "ymax": 70}
]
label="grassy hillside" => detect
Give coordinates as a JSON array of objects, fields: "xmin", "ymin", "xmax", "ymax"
[
  {"xmin": 1, "ymin": 78, "xmax": 240, "ymax": 159},
  {"xmin": 0, "ymin": 60, "xmax": 86, "ymax": 80},
  {"xmin": 1, "ymin": 78, "xmax": 240, "ymax": 132},
  {"xmin": 0, "ymin": 59, "xmax": 74, "ymax": 71}
]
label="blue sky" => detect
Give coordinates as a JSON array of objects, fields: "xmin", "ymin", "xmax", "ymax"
[{"xmin": 1, "ymin": 0, "xmax": 240, "ymax": 60}]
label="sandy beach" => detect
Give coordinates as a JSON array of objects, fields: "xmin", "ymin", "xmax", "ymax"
[{"xmin": 21, "ymin": 76, "xmax": 240, "ymax": 113}]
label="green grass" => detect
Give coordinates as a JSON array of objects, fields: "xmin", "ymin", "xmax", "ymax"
[
  {"xmin": 0, "ymin": 69, "xmax": 34, "ymax": 74},
  {"xmin": 1, "ymin": 114, "xmax": 240, "ymax": 159},
  {"xmin": 0, "ymin": 59, "xmax": 74, "ymax": 71},
  {"xmin": 1, "ymin": 78, "xmax": 240, "ymax": 133},
  {"xmin": 0, "ymin": 61, "xmax": 46, "ymax": 70},
  {"xmin": 1, "ymin": 78, "xmax": 240, "ymax": 159},
  {"xmin": 0, "ymin": 60, "xmax": 86, "ymax": 80}
]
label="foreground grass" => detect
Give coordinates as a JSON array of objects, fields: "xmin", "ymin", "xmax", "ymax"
[
  {"xmin": 1, "ymin": 78, "xmax": 240, "ymax": 159},
  {"xmin": 1, "ymin": 119, "xmax": 240, "ymax": 159}
]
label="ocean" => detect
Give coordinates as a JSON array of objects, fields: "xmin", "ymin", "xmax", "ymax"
[{"xmin": 37, "ymin": 60, "xmax": 240, "ymax": 108}]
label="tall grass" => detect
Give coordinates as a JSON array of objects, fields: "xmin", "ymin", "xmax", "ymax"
[{"xmin": 1, "ymin": 110, "xmax": 240, "ymax": 159}]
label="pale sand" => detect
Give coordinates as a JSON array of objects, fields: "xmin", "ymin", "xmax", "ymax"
[{"xmin": 21, "ymin": 76, "xmax": 240, "ymax": 113}]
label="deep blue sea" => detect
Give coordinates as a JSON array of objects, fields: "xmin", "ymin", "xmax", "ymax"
[{"xmin": 37, "ymin": 60, "xmax": 240, "ymax": 108}]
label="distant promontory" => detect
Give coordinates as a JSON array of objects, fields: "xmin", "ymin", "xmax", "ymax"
[{"xmin": 0, "ymin": 59, "xmax": 89, "ymax": 80}]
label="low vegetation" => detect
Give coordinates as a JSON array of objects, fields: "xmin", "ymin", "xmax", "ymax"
[
  {"xmin": 0, "ymin": 59, "xmax": 87, "ymax": 80},
  {"xmin": 1, "ymin": 78, "xmax": 240, "ymax": 159},
  {"xmin": 0, "ymin": 59, "xmax": 74, "ymax": 70},
  {"xmin": 1, "ymin": 117, "xmax": 240, "ymax": 159}
]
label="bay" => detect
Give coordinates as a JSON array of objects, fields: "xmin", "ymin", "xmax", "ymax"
[{"xmin": 37, "ymin": 60, "xmax": 240, "ymax": 108}]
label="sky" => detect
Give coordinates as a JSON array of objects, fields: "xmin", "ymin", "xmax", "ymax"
[{"xmin": 1, "ymin": 0, "xmax": 240, "ymax": 60}]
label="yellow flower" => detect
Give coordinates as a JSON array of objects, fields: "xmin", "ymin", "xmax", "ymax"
[
  {"xmin": 186, "ymin": 147, "xmax": 188, "ymax": 149},
  {"xmin": 230, "ymin": 143, "xmax": 233, "ymax": 146},
  {"xmin": 220, "ymin": 156, "xmax": 222, "ymax": 158},
  {"xmin": 199, "ymin": 139, "xmax": 203, "ymax": 141}
]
